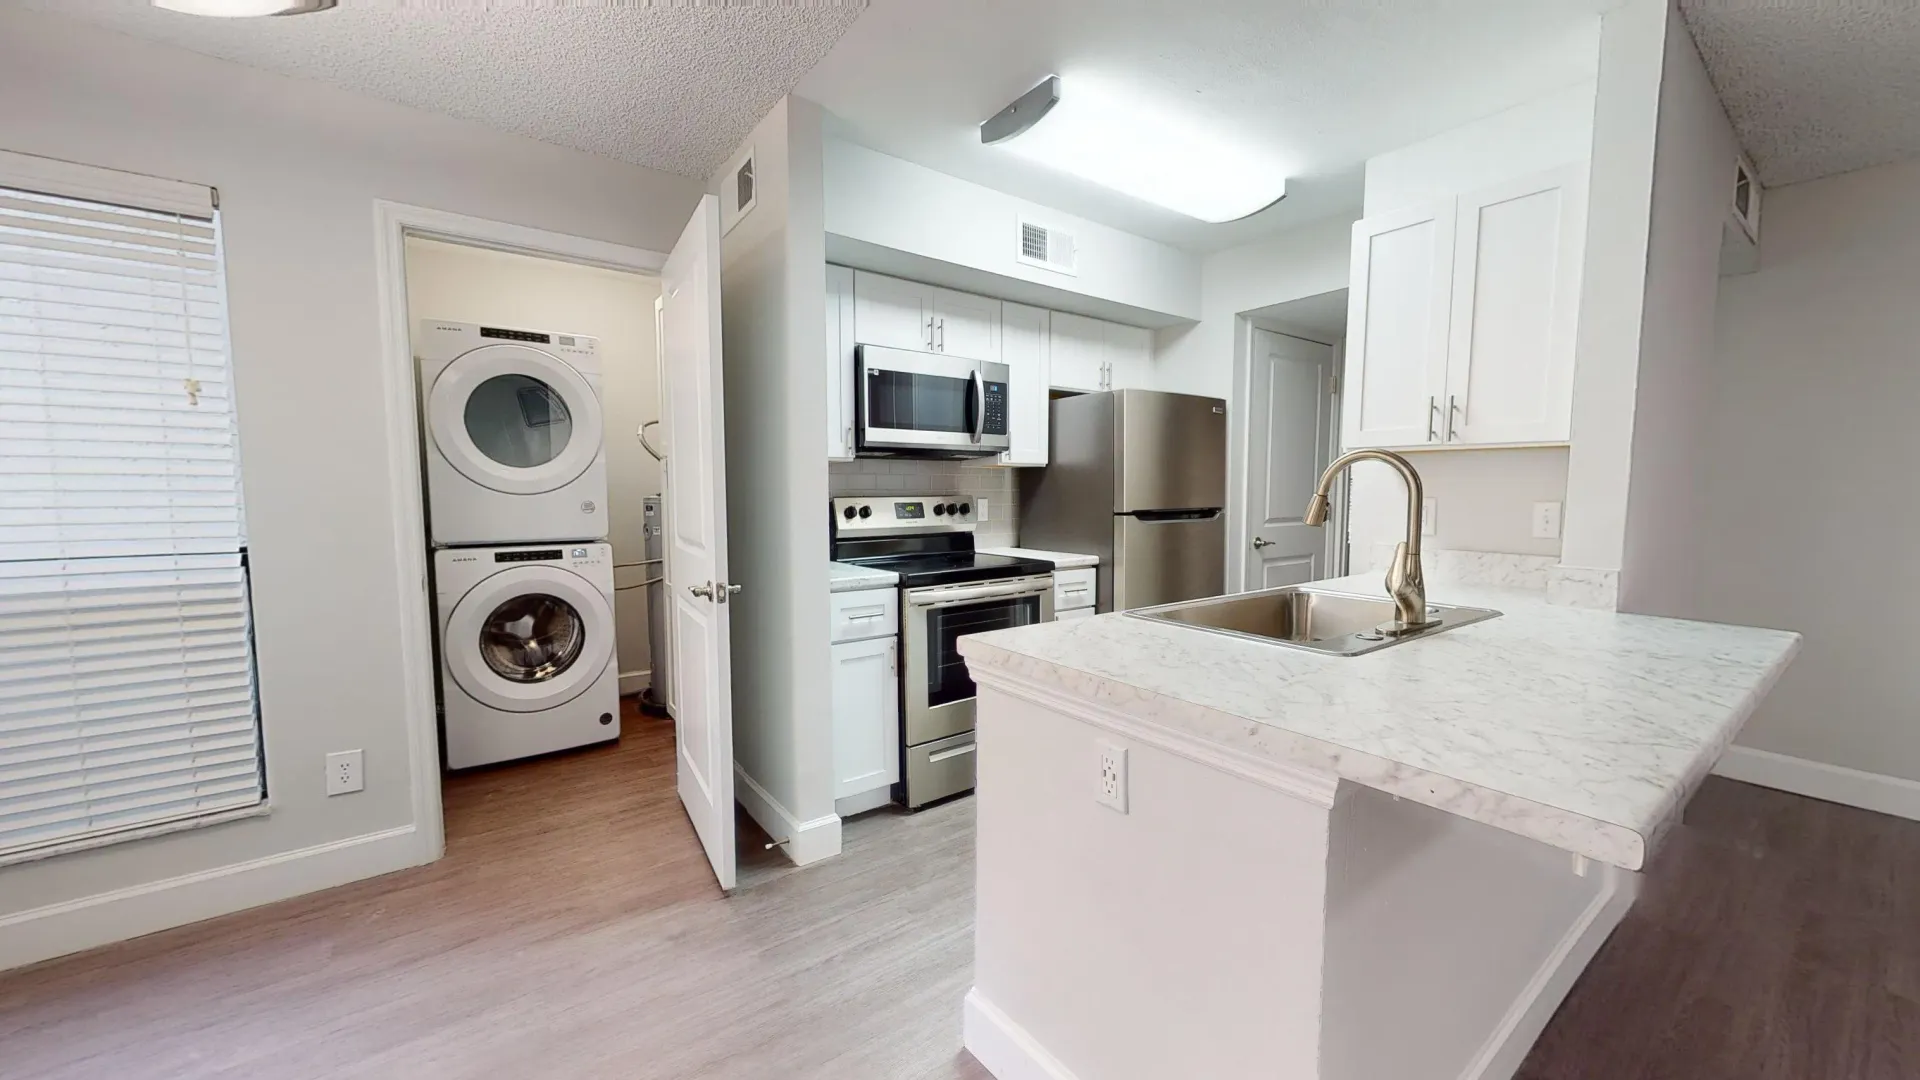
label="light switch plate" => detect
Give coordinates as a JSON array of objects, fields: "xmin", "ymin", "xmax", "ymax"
[
  {"xmin": 976, "ymin": 497, "xmax": 989, "ymax": 523},
  {"xmin": 1532, "ymin": 502, "xmax": 1563, "ymax": 540},
  {"xmin": 1422, "ymin": 496, "xmax": 1438, "ymax": 537}
]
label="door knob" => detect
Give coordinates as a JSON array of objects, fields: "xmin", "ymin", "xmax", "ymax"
[
  {"xmin": 1252, "ymin": 537, "xmax": 1275, "ymax": 549},
  {"xmin": 688, "ymin": 582, "xmax": 714, "ymax": 600},
  {"xmin": 718, "ymin": 582, "xmax": 743, "ymax": 604}
]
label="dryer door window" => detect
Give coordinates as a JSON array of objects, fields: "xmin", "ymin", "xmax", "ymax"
[
  {"xmin": 479, "ymin": 593, "xmax": 585, "ymax": 683},
  {"xmin": 464, "ymin": 374, "xmax": 574, "ymax": 469}
]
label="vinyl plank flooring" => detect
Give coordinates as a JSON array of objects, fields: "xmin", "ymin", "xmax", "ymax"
[{"xmin": 4, "ymin": 711, "xmax": 1916, "ymax": 1080}]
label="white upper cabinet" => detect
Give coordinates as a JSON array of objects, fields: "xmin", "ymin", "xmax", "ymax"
[
  {"xmin": 853, "ymin": 270, "xmax": 936, "ymax": 352},
  {"xmin": 933, "ymin": 287, "xmax": 1001, "ymax": 361},
  {"xmin": 1343, "ymin": 202, "xmax": 1455, "ymax": 449},
  {"xmin": 1444, "ymin": 165, "xmax": 1587, "ymax": 444},
  {"xmin": 1048, "ymin": 311, "xmax": 1108, "ymax": 393},
  {"xmin": 1049, "ymin": 311, "xmax": 1152, "ymax": 393},
  {"xmin": 1000, "ymin": 302, "xmax": 1050, "ymax": 466},
  {"xmin": 826, "ymin": 264, "xmax": 856, "ymax": 461},
  {"xmin": 1343, "ymin": 163, "xmax": 1587, "ymax": 450}
]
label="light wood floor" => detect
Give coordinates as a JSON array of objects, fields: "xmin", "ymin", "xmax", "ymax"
[
  {"xmin": 4, "ymin": 699, "xmax": 1916, "ymax": 1079},
  {"xmin": 0, "ymin": 702, "xmax": 991, "ymax": 1080}
]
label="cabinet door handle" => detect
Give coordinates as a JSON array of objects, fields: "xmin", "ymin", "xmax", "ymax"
[
  {"xmin": 1447, "ymin": 395, "xmax": 1460, "ymax": 441},
  {"xmin": 926, "ymin": 316, "xmax": 935, "ymax": 350},
  {"xmin": 1427, "ymin": 396, "xmax": 1439, "ymax": 442},
  {"xmin": 937, "ymin": 318, "xmax": 946, "ymax": 352}
]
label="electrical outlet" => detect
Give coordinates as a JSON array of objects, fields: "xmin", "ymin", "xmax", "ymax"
[
  {"xmin": 1095, "ymin": 740, "xmax": 1128, "ymax": 814},
  {"xmin": 976, "ymin": 497, "xmax": 989, "ymax": 523},
  {"xmin": 1422, "ymin": 496, "xmax": 1438, "ymax": 537},
  {"xmin": 326, "ymin": 749, "xmax": 364, "ymax": 796},
  {"xmin": 1531, "ymin": 502, "xmax": 1563, "ymax": 540}
]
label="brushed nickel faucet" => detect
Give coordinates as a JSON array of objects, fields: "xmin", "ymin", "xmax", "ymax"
[{"xmin": 1304, "ymin": 448, "xmax": 1433, "ymax": 633}]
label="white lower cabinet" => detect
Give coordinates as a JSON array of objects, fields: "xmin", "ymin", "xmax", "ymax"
[{"xmin": 830, "ymin": 592, "xmax": 899, "ymax": 815}]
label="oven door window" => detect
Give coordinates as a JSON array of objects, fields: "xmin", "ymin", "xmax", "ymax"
[
  {"xmin": 867, "ymin": 368, "xmax": 970, "ymax": 433},
  {"xmin": 924, "ymin": 594, "xmax": 1042, "ymax": 708}
]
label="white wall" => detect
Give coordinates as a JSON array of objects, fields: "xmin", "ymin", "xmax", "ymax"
[
  {"xmin": 1615, "ymin": 8, "xmax": 1739, "ymax": 618},
  {"xmin": 1700, "ymin": 159, "xmax": 1920, "ymax": 783},
  {"xmin": 711, "ymin": 98, "xmax": 838, "ymax": 854},
  {"xmin": 0, "ymin": 8, "xmax": 704, "ymax": 964},
  {"xmin": 1363, "ymin": 79, "xmax": 1599, "ymax": 216},
  {"xmin": 823, "ymin": 138, "xmax": 1201, "ymax": 325},
  {"xmin": 1345, "ymin": 79, "xmax": 1598, "ymax": 567},
  {"xmin": 403, "ymin": 239, "xmax": 663, "ymax": 688},
  {"xmin": 1155, "ymin": 216, "xmax": 1352, "ymax": 589},
  {"xmin": 1561, "ymin": 0, "xmax": 1669, "ymax": 575}
]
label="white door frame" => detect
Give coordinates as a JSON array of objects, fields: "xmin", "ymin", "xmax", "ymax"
[{"xmin": 371, "ymin": 199, "xmax": 668, "ymax": 864}]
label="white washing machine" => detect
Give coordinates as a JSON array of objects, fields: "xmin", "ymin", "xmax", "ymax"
[
  {"xmin": 435, "ymin": 542, "xmax": 619, "ymax": 769},
  {"xmin": 417, "ymin": 321, "xmax": 608, "ymax": 546}
]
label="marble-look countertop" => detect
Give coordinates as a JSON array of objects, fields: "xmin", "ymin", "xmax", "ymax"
[
  {"xmin": 958, "ymin": 573, "xmax": 1800, "ymax": 870},
  {"xmin": 828, "ymin": 561, "xmax": 898, "ymax": 592},
  {"xmin": 977, "ymin": 546, "xmax": 1099, "ymax": 569}
]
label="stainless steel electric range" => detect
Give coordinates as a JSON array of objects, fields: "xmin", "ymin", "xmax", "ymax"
[{"xmin": 831, "ymin": 495, "xmax": 1054, "ymax": 808}]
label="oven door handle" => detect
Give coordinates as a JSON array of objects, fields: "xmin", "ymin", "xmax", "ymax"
[
  {"xmin": 969, "ymin": 369, "xmax": 984, "ymax": 445},
  {"xmin": 907, "ymin": 578, "xmax": 1051, "ymax": 607}
]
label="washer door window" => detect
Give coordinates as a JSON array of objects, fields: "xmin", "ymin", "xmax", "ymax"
[
  {"xmin": 428, "ymin": 344, "xmax": 603, "ymax": 496},
  {"xmin": 479, "ymin": 593, "xmax": 585, "ymax": 683},
  {"xmin": 446, "ymin": 565, "xmax": 615, "ymax": 713}
]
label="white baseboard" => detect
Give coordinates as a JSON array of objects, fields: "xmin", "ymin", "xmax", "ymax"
[
  {"xmin": 617, "ymin": 669, "xmax": 651, "ymax": 697},
  {"xmin": 0, "ymin": 824, "xmax": 430, "ymax": 973},
  {"xmin": 834, "ymin": 786, "xmax": 894, "ymax": 819},
  {"xmin": 732, "ymin": 764, "xmax": 841, "ymax": 867},
  {"xmin": 1459, "ymin": 865, "xmax": 1639, "ymax": 1080},
  {"xmin": 1714, "ymin": 745, "xmax": 1920, "ymax": 822},
  {"xmin": 963, "ymin": 989, "xmax": 1084, "ymax": 1080}
]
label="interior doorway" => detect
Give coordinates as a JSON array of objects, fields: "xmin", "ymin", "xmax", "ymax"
[
  {"xmin": 1241, "ymin": 293, "xmax": 1347, "ymax": 590},
  {"xmin": 373, "ymin": 197, "xmax": 738, "ymax": 891}
]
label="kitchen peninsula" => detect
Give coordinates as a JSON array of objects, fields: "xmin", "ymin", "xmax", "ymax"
[{"xmin": 957, "ymin": 574, "xmax": 1799, "ymax": 1080}]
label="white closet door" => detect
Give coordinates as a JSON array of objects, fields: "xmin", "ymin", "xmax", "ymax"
[
  {"xmin": 1342, "ymin": 202, "xmax": 1454, "ymax": 449},
  {"xmin": 852, "ymin": 270, "xmax": 934, "ymax": 352},
  {"xmin": 1443, "ymin": 164, "xmax": 1587, "ymax": 445}
]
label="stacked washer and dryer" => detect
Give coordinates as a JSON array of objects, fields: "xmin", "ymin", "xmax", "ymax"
[{"xmin": 417, "ymin": 322, "xmax": 621, "ymax": 769}]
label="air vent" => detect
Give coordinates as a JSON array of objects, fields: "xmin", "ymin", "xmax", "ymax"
[
  {"xmin": 1730, "ymin": 153, "xmax": 1761, "ymax": 242},
  {"xmin": 1015, "ymin": 217, "xmax": 1078, "ymax": 276},
  {"xmin": 721, "ymin": 147, "xmax": 757, "ymax": 236}
]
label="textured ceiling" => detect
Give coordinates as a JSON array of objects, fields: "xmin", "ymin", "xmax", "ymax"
[
  {"xmin": 1682, "ymin": 0, "xmax": 1920, "ymax": 187},
  {"xmin": 798, "ymin": 0, "xmax": 1609, "ymax": 250},
  {"xmin": 11, "ymin": 0, "xmax": 867, "ymax": 179}
]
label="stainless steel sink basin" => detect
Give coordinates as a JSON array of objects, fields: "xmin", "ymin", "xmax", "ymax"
[{"xmin": 1127, "ymin": 585, "xmax": 1501, "ymax": 657}]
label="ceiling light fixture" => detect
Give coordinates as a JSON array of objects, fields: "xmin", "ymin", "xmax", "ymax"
[
  {"xmin": 152, "ymin": 0, "xmax": 337, "ymax": 16},
  {"xmin": 982, "ymin": 73, "xmax": 1289, "ymax": 224}
]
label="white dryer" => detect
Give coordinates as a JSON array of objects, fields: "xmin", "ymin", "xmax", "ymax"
[
  {"xmin": 435, "ymin": 542, "xmax": 619, "ymax": 769},
  {"xmin": 417, "ymin": 321, "xmax": 608, "ymax": 546}
]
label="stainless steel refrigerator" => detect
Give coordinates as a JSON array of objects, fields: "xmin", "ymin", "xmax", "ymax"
[{"xmin": 1018, "ymin": 389, "xmax": 1227, "ymax": 612}]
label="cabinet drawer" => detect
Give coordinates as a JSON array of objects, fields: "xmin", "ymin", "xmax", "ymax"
[
  {"xmin": 1054, "ymin": 606, "xmax": 1095, "ymax": 622},
  {"xmin": 1053, "ymin": 568, "xmax": 1096, "ymax": 611},
  {"xmin": 829, "ymin": 586, "xmax": 898, "ymax": 643}
]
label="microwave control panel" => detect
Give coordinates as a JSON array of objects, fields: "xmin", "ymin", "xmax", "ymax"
[{"xmin": 982, "ymin": 381, "xmax": 1008, "ymax": 436}]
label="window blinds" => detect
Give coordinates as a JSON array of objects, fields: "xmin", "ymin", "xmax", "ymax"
[{"xmin": 0, "ymin": 161, "xmax": 263, "ymax": 862}]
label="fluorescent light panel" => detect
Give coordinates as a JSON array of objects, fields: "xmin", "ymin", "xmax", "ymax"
[
  {"xmin": 152, "ymin": 0, "xmax": 336, "ymax": 15},
  {"xmin": 996, "ymin": 74, "xmax": 1288, "ymax": 224}
]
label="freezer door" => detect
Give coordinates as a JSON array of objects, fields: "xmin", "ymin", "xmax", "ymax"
[
  {"xmin": 1114, "ymin": 390, "xmax": 1228, "ymax": 512},
  {"xmin": 1112, "ymin": 511, "xmax": 1227, "ymax": 611}
]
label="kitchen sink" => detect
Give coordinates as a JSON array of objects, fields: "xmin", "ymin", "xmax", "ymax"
[{"xmin": 1126, "ymin": 585, "xmax": 1501, "ymax": 657}]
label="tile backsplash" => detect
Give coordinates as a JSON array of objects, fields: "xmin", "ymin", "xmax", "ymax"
[{"xmin": 828, "ymin": 459, "xmax": 1020, "ymax": 547}]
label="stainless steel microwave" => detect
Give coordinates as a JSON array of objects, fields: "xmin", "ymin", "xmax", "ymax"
[{"xmin": 856, "ymin": 344, "xmax": 1011, "ymax": 458}]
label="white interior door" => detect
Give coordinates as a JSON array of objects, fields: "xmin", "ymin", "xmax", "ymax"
[
  {"xmin": 1246, "ymin": 330, "xmax": 1341, "ymax": 590},
  {"xmin": 661, "ymin": 194, "xmax": 735, "ymax": 891}
]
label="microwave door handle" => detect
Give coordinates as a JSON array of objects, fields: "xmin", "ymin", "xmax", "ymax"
[{"xmin": 969, "ymin": 369, "xmax": 984, "ymax": 444}]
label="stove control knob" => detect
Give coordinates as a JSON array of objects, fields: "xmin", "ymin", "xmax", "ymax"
[
  {"xmin": 958, "ymin": 502, "xmax": 972, "ymax": 515},
  {"xmin": 842, "ymin": 505, "xmax": 857, "ymax": 520},
  {"xmin": 857, "ymin": 505, "xmax": 872, "ymax": 519},
  {"xmin": 933, "ymin": 504, "xmax": 946, "ymax": 516},
  {"xmin": 946, "ymin": 503, "xmax": 962, "ymax": 516}
]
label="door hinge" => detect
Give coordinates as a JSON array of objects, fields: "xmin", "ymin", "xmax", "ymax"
[{"xmin": 1328, "ymin": 373, "xmax": 1339, "ymax": 395}]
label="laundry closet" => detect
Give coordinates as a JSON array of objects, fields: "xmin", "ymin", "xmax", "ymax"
[{"xmin": 402, "ymin": 239, "xmax": 664, "ymax": 789}]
